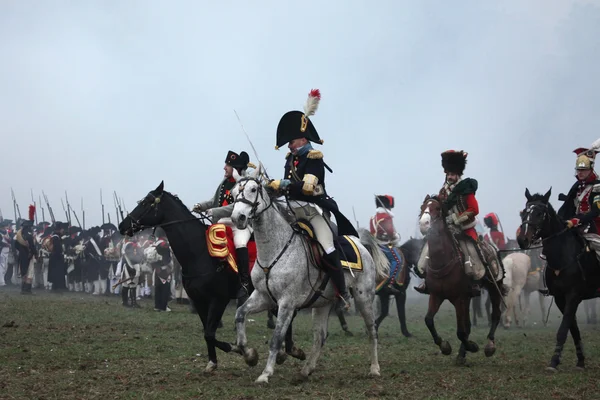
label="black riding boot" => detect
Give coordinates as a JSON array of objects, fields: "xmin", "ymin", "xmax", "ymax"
[
  {"xmin": 323, "ymin": 250, "xmax": 352, "ymax": 310},
  {"xmin": 121, "ymin": 287, "xmax": 130, "ymax": 307},
  {"xmin": 20, "ymin": 281, "xmax": 27, "ymax": 294},
  {"xmin": 130, "ymin": 287, "xmax": 140, "ymax": 308},
  {"xmin": 235, "ymin": 247, "xmax": 252, "ymax": 302}
]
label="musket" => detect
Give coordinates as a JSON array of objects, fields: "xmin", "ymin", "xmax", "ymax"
[
  {"xmin": 233, "ymin": 109, "xmax": 271, "ymax": 181},
  {"xmin": 121, "ymin": 197, "xmax": 128, "ymax": 215},
  {"xmin": 108, "ymin": 213, "xmax": 112, "ymax": 224},
  {"xmin": 39, "ymin": 195, "xmax": 45, "ymax": 223},
  {"xmin": 100, "ymin": 189, "xmax": 105, "ymax": 225},
  {"xmin": 65, "ymin": 191, "xmax": 73, "ymax": 226},
  {"xmin": 81, "ymin": 198, "xmax": 85, "ymax": 230},
  {"xmin": 0, "ymin": 208, "xmax": 3, "ymax": 222},
  {"xmin": 42, "ymin": 191, "xmax": 56, "ymax": 223},
  {"xmin": 60, "ymin": 198, "xmax": 70, "ymax": 225},
  {"xmin": 11, "ymin": 188, "xmax": 21, "ymax": 220},
  {"xmin": 30, "ymin": 189, "xmax": 38, "ymax": 225},
  {"xmin": 114, "ymin": 191, "xmax": 124, "ymax": 223},
  {"xmin": 71, "ymin": 207, "xmax": 82, "ymax": 228}
]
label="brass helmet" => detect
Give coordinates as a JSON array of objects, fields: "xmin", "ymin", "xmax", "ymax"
[{"xmin": 574, "ymin": 148, "xmax": 598, "ymax": 170}]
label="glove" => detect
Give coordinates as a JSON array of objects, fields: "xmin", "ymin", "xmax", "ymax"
[
  {"xmin": 192, "ymin": 203, "xmax": 205, "ymax": 213},
  {"xmin": 267, "ymin": 179, "xmax": 291, "ymax": 191},
  {"xmin": 567, "ymin": 218, "xmax": 579, "ymax": 229},
  {"xmin": 205, "ymin": 209, "xmax": 213, "ymax": 218},
  {"xmin": 446, "ymin": 214, "xmax": 457, "ymax": 226}
]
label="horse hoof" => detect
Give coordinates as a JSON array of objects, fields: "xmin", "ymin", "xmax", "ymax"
[
  {"xmin": 440, "ymin": 341, "xmax": 452, "ymax": 356},
  {"xmin": 255, "ymin": 374, "xmax": 269, "ymax": 384},
  {"xmin": 455, "ymin": 356, "xmax": 467, "ymax": 366},
  {"xmin": 575, "ymin": 366, "xmax": 585, "ymax": 372},
  {"xmin": 293, "ymin": 372, "xmax": 310, "ymax": 385},
  {"xmin": 484, "ymin": 343, "xmax": 496, "ymax": 357},
  {"xmin": 267, "ymin": 320, "xmax": 276, "ymax": 330},
  {"xmin": 369, "ymin": 366, "xmax": 381, "ymax": 377},
  {"xmin": 402, "ymin": 331, "xmax": 413, "ymax": 338},
  {"xmin": 344, "ymin": 330, "xmax": 354, "ymax": 337},
  {"xmin": 276, "ymin": 350, "xmax": 288, "ymax": 365},
  {"xmin": 244, "ymin": 348, "xmax": 259, "ymax": 367},
  {"xmin": 545, "ymin": 366, "xmax": 558, "ymax": 373},
  {"xmin": 288, "ymin": 347, "xmax": 306, "ymax": 361},
  {"xmin": 204, "ymin": 361, "xmax": 218, "ymax": 374},
  {"xmin": 467, "ymin": 341, "xmax": 479, "ymax": 353}
]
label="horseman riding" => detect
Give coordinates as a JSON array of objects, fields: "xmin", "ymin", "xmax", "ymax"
[
  {"xmin": 558, "ymin": 141, "xmax": 600, "ymax": 261},
  {"xmin": 483, "ymin": 213, "xmax": 506, "ymax": 250},
  {"xmin": 370, "ymin": 195, "xmax": 404, "ymax": 294},
  {"xmin": 267, "ymin": 89, "xmax": 358, "ymax": 310},
  {"xmin": 193, "ymin": 150, "xmax": 256, "ymax": 302},
  {"xmin": 415, "ymin": 150, "xmax": 502, "ymax": 296}
]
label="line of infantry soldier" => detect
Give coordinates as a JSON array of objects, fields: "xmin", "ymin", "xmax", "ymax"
[{"xmin": 4, "ymin": 89, "xmax": 600, "ymax": 308}]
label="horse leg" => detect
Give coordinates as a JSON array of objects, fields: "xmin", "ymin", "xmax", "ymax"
[
  {"xmin": 485, "ymin": 292, "xmax": 492, "ymax": 327},
  {"xmin": 484, "ymin": 284, "xmax": 502, "ymax": 357},
  {"xmin": 192, "ymin": 299, "xmax": 218, "ymax": 372},
  {"xmin": 299, "ymin": 304, "xmax": 332, "ymax": 379},
  {"xmin": 539, "ymin": 291, "xmax": 547, "ymax": 326},
  {"xmin": 523, "ymin": 290, "xmax": 531, "ymax": 328},
  {"xmin": 592, "ymin": 299, "xmax": 598, "ymax": 325},
  {"xmin": 336, "ymin": 306, "xmax": 353, "ymax": 336},
  {"xmin": 453, "ymin": 296, "xmax": 477, "ymax": 366},
  {"xmin": 395, "ymin": 291, "xmax": 412, "ymax": 337},
  {"xmin": 276, "ymin": 311, "xmax": 306, "ymax": 365},
  {"xmin": 267, "ymin": 308, "xmax": 276, "ymax": 329},
  {"xmin": 547, "ymin": 294, "xmax": 581, "ymax": 372},
  {"xmin": 203, "ymin": 297, "xmax": 233, "ymax": 373},
  {"xmin": 353, "ymin": 288, "xmax": 381, "ymax": 377},
  {"xmin": 471, "ymin": 295, "xmax": 480, "ymax": 327},
  {"xmin": 232, "ymin": 291, "xmax": 272, "ymax": 368},
  {"xmin": 255, "ymin": 304, "xmax": 296, "ymax": 384},
  {"xmin": 374, "ymin": 293, "xmax": 389, "ymax": 333},
  {"xmin": 425, "ymin": 294, "xmax": 451, "ymax": 355}
]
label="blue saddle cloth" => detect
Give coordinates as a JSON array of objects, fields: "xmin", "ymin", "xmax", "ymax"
[{"xmin": 376, "ymin": 244, "xmax": 406, "ymax": 292}]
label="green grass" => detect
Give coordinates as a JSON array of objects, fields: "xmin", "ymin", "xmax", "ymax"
[{"xmin": 1, "ymin": 288, "xmax": 599, "ymax": 400}]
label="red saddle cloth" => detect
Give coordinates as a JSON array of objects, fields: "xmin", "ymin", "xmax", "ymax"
[{"xmin": 206, "ymin": 223, "xmax": 256, "ymax": 273}]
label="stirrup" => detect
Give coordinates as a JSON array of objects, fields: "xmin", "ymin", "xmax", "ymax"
[
  {"xmin": 338, "ymin": 293, "xmax": 351, "ymax": 311},
  {"xmin": 414, "ymin": 282, "xmax": 429, "ymax": 295}
]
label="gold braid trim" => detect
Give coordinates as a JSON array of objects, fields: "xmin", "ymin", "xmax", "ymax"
[
  {"xmin": 16, "ymin": 229, "xmax": 28, "ymax": 247},
  {"xmin": 307, "ymin": 150, "xmax": 323, "ymax": 159},
  {"xmin": 302, "ymin": 174, "xmax": 319, "ymax": 195}
]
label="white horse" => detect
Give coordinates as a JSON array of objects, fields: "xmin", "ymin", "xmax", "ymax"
[
  {"xmin": 229, "ymin": 169, "xmax": 388, "ymax": 384},
  {"xmin": 502, "ymin": 253, "xmax": 546, "ymax": 328}
]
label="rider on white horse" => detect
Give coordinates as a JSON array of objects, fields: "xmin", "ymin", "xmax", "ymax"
[
  {"xmin": 267, "ymin": 89, "xmax": 358, "ymax": 310},
  {"xmin": 558, "ymin": 140, "xmax": 600, "ymax": 265},
  {"xmin": 193, "ymin": 150, "xmax": 256, "ymax": 301}
]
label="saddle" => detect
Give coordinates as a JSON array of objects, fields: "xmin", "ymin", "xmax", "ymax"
[
  {"xmin": 293, "ymin": 219, "xmax": 363, "ymax": 272},
  {"xmin": 453, "ymin": 232, "xmax": 503, "ymax": 281},
  {"xmin": 205, "ymin": 223, "xmax": 257, "ymax": 274}
]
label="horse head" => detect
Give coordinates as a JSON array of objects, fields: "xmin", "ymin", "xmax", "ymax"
[
  {"xmin": 231, "ymin": 163, "xmax": 271, "ymax": 230},
  {"xmin": 517, "ymin": 187, "xmax": 552, "ymax": 249},
  {"xmin": 419, "ymin": 195, "xmax": 444, "ymax": 235},
  {"xmin": 119, "ymin": 181, "xmax": 166, "ymax": 237}
]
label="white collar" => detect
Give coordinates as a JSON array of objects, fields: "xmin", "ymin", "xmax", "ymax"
[{"xmin": 375, "ymin": 207, "xmax": 394, "ymax": 217}]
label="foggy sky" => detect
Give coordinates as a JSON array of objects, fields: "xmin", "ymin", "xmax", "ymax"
[{"xmin": 1, "ymin": 0, "xmax": 599, "ymax": 241}]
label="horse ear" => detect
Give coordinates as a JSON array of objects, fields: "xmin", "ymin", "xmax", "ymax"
[
  {"xmin": 543, "ymin": 187, "xmax": 552, "ymax": 203},
  {"xmin": 424, "ymin": 194, "xmax": 431, "ymax": 201},
  {"xmin": 156, "ymin": 181, "xmax": 164, "ymax": 193},
  {"xmin": 253, "ymin": 162, "xmax": 264, "ymax": 180},
  {"xmin": 525, "ymin": 188, "xmax": 532, "ymax": 201}
]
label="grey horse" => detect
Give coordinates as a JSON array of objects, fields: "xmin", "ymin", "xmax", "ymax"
[{"xmin": 229, "ymin": 167, "xmax": 389, "ymax": 384}]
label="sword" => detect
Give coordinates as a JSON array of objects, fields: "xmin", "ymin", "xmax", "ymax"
[
  {"xmin": 352, "ymin": 206, "xmax": 359, "ymax": 229},
  {"xmin": 233, "ymin": 109, "xmax": 271, "ymax": 181}
]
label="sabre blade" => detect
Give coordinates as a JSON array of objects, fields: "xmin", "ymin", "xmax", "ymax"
[{"xmin": 233, "ymin": 109, "xmax": 271, "ymax": 181}]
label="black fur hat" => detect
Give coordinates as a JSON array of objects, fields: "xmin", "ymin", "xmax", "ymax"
[{"xmin": 441, "ymin": 150, "xmax": 467, "ymax": 175}]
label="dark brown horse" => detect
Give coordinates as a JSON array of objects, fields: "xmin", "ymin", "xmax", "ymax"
[{"xmin": 419, "ymin": 196, "xmax": 504, "ymax": 364}]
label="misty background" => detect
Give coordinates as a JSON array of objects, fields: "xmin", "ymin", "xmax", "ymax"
[{"xmin": 1, "ymin": 0, "xmax": 598, "ymax": 241}]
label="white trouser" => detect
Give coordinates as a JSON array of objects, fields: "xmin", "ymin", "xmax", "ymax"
[
  {"xmin": 217, "ymin": 217, "xmax": 252, "ymax": 249},
  {"xmin": 584, "ymin": 233, "xmax": 600, "ymax": 263},
  {"xmin": 290, "ymin": 202, "xmax": 335, "ymax": 254},
  {"xmin": 0, "ymin": 249, "xmax": 8, "ymax": 286}
]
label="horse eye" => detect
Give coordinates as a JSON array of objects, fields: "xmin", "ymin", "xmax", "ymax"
[{"xmin": 251, "ymin": 187, "xmax": 257, "ymax": 193}]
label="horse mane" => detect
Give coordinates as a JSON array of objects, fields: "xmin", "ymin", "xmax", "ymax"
[
  {"xmin": 162, "ymin": 191, "xmax": 208, "ymax": 227},
  {"xmin": 269, "ymin": 195, "xmax": 298, "ymax": 225}
]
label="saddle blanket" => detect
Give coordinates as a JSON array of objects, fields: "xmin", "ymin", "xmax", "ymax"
[
  {"xmin": 336, "ymin": 235, "xmax": 363, "ymax": 271},
  {"xmin": 376, "ymin": 244, "xmax": 406, "ymax": 292},
  {"xmin": 206, "ymin": 224, "xmax": 257, "ymax": 274}
]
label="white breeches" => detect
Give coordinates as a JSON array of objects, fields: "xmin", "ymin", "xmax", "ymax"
[
  {"xmin": 217, "ymin": 217, "xmax": 252, "ymax": 248},
  {"xmin": 290, "ymin": 203, "xmax": 335, "ymax": 254},
  {"xmin": 0, "ymin": 249, "xmax": 8, "ymax": 285},
  {"xmin": 121, "ymin": 263, "xmax": 141, "ymax": 288},
  {"xmin": 584, "ymin": 233, "xmax": 600, "ymax": 263}
]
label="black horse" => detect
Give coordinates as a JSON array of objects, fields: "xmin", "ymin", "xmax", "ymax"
[
  {"xmin": 374, "ymin": 237, "xmax": 423, "ymax": 338},
  {"xmin": 119, "ymin": 182, "xmax": 306, "ymax": 372},
  {"xmin": 518, "ymin": 188, "xmax": 600, "ymax": 371},
  {"xmin": 119, "ymin": 182, "xmax": 241, "ymax": 373}
]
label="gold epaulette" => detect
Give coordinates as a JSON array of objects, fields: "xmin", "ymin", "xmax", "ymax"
[
  {"xmin": 285, "ymin": 152, "xmax": 291, "ymax": 158},
  {"xmin": 307, "ymin": 150, "xmax": 323, "ymax": 159}
]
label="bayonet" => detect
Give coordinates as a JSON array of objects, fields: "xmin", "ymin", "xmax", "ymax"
[
  {"xmin": 11, "ymin": 188, "xmax": 21, "ymax": 221},
  {"xmin": 81, "ymin": 197, "xmax": 85, "ymax": 230},
  {"xmin": 60, "ymin": 198, "xmax": 69, "ymax": 225},
  {"xmin": 42, "ymin": 191, "xmax": 56, "ymax": 223},
  {"xmin": 100, "ymin": 189, "xmax": 105, "ymax": 225},
  {"xmin": 39, "ymin": 195, "xmax": 45, "ymax": 223},
  {"xmin": 65, "ymin": 191, "xmax": 73, "ymax": 226}
]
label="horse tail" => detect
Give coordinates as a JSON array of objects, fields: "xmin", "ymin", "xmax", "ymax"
[{"xmin": 358, "ymin": 228, "xmax": 390, "ymax": 282}]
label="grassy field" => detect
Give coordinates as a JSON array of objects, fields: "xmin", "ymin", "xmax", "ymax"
[{"xmin": 1, "ymin": 288, "xmax": 599, "ymax": 400}]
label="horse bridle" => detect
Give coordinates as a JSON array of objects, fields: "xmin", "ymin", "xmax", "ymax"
[
  {"xmin": 520, "ymin": 202, "xmax": 548, "ymax": 243},
  {"xmin": 127, "ymin": 191, "xmax": 164, "ymax": 234},
  {"xmin": 234, "ymin": 177, "xmax": 273, "ymax": 220}
]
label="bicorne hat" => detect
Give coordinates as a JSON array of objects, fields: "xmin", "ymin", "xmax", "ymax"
[
  {"xmin": 225, "ymin": 150, "xmax": 256, "ymax": 171},
  {"xmin": 375, "ymin": 195, "xmax": 394, "ymax": 209},
  {"xmin": 275, "ymin": 89, "xmax": 324, "ymax": 149}
]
